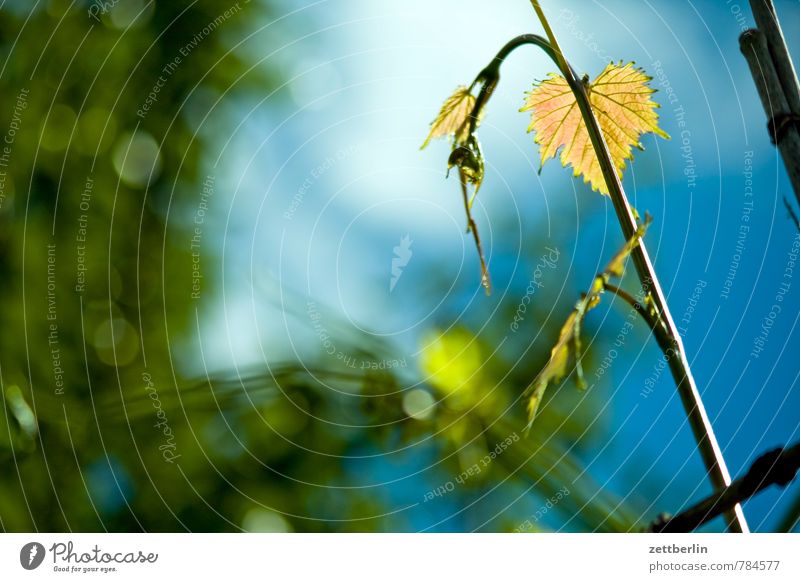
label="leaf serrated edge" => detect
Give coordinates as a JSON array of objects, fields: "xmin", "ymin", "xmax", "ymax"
[{"xmin": 520, "ymin": 62, "xmax": 670, "ymax": 194}]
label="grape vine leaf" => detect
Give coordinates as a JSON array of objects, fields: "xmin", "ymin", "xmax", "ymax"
[
  {"xmin": 521, "ymin": 62, "xmax": 669, "ymax": 195},
  {"xmin": 423, "ymin": 85, "xmax": 491, "ymax": 294},
  {"xmin": 421, "ymin": 86, "xmax": 476, "ymax": 150},
  {"xmin": 525, "ymin": 215, "xmax": 651, "ymax": 429}
]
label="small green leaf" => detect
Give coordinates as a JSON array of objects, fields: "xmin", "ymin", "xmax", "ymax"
[
  {"xmin": 421, "ymin": 86, "xmax": 476, "ymax": 149},
  {"xmin": 423, "ymin": 86, "xmax": 489, "ymax": 293},
  {"xmin": 525, "ymin": 217, "xmax": 651, "ymax": 428}
]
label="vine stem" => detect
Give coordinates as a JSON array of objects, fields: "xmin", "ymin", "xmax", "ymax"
[
  {"xmin": 603, "ymin": 283, "xmax": 660, "ymax": 336},
  {"xmin": 529, "ymin": 0, "xmax": 748, "ymax": 532},
  {"xmin": 458, "ymin": 169, "xmax": 491, "ymax": 293}
]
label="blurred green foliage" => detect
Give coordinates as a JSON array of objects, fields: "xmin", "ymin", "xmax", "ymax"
[
  {"xmin": 0, "ymin": 0, "xmax": 644, "ymax": 532},
  {"xmin": 0, "ymin": 0, "xmax": 278, "ymax": 531}
]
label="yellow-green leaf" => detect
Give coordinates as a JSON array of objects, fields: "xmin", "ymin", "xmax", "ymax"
[
  {"xmin": 521, "ymin": 62, "xmax": 669, "ymax": 195},
  {"xmin": 526, "ymin": 218, "xmax": 651, "ymax": 428},
  {"xmin": 421, "ymin": 86, "xmax": 476, "ymax": 149},
  {"xmin": 528, "ymin": 292, "xmax": 598, "ymax": 427}
]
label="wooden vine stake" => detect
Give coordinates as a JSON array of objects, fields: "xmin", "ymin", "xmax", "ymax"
[{"xmin": 740, "ymin": 0, "xmax": 800, "ymax": 209}]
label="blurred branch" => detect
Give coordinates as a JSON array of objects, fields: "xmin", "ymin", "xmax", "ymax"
[
  {"xmin": 647, "ymin": 443, "xmax": 800, "ymax": 532},
  {"xmin": 487, "ymin": 418, "xmax": 639, "ymax": 532}
]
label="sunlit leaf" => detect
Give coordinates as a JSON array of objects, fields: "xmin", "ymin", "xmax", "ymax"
[
  {"xmin": 521, "ymin": 62, "xmax": 669, "ymax": 195},
  {"xmin": 423, "ymin": 86, "xmax": 490, "ymax": 293},
  {"xmin": 421, "ymin": 86, "xmax": 477, "ymax": 149},
  {"xmin": 526, "ymin": 291, "xmax": 593, "ymax": 425},
  {"xmin": 526, "ymin": 219, "xmax": 650, "ymax": 427}
]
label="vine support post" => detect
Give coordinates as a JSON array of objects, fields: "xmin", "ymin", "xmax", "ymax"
[
  {"xmin": 748, "ymin": 0, "xmax": 800, "ymax": 114},
  {"xmin": 529, "ymin": 0, "xmax": 748, "ymax": 532},
  {"xmin": 740, "ymin": 0, "xmax": 800, "ymax": 210}
]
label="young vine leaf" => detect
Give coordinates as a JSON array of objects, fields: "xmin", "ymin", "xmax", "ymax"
[
  {"xmin": 525, "ymin": 215, "xmax": 652, "ymax": 429},
  {"xmin": 423, "ymin": 85, "xmax": 492, "ymax": 294},
  {"xmin": 421, "ymin": 86, "xmax": 476, "ymax": 150},
  {"xmin": 521, "ymin": 62, "xmax": 669, "ymax": 195}
]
